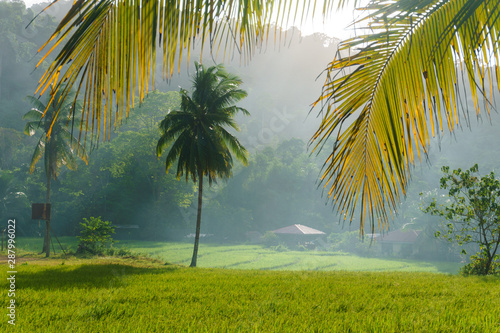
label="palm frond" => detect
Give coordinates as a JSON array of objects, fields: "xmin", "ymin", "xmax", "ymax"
[
  {"xmin": 217, "ymin": 127, "xmax": 249, "ymax": 165},
  {"xmin": 24, "ymin": 121, "xmax": 42, "ymax": 136},
  {"xmin": 22, "ymin": 109, "xmax": 44, "ymax": 122},
  {"xmin": 58, "ymin": 128, "xmax": 89, "ymax": 164},
  {"xmin": 24, "ymin": 95, "xmax": 48, "ymax": 113},
  {"xmin": 35, "ymin": 0, "xmax": 338, "ymax": 143},
  {"xmin": 312, "ymin": 0, "xmax": 500, "ymax": 233},
  {"xmin": 28, "ymin": 138, "xmax": 45, "ymax": 174}
]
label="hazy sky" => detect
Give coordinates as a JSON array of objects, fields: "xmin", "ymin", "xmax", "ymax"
[{"xmin": 23, "ymin": 0, "xmax": 360, "ymax": 40}]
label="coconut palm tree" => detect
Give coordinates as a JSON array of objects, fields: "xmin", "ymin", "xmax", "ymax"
[
  {"xmin": 23, "ymin": 87, "xmax": 88, "ymax": 257},
  {"xmin": 34, "ymin": 0, "xmax": 500, "ymax": 233},
  {"xmin": 156, "ymin": 62, "xmax": 249, "ymax": 267}
]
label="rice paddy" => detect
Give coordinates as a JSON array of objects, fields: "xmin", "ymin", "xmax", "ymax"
[{"xmin": 2, "ymin": 238, "xmax": 498, "ymax": 332}]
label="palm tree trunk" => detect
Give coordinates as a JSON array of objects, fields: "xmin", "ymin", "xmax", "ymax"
[
  {"xmin": 190, "ymin": 170, "xmax": 203, "ymax": 268},
  {"xmin": 43, "ymin": 173, "xmax": 51, "ymax": 257}
]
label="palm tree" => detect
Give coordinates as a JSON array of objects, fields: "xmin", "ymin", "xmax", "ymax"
[
  {"xmin": 34, "ymin": 0, "xmax": 500, "ymax": 232},
  {"xmin": 156, "ymin": 62, "xmax": 249, "ymax": 267},
  {"xmin": 23, "ymin": 87, "xmax": 88, "ymax": 257}
]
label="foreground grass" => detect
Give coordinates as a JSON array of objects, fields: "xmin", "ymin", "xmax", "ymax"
[
  {"xmin": 1, "ymin": 258, "xmax": 499, "ymax": 332},
  {"xmin": 15, "ymin": 238, "xmax": 462, "ymax": 274}
]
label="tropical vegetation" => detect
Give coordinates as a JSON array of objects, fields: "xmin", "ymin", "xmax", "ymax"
[
  {"xmin": 76, "ymin": 216, "xmax": 116, "ymax": 255},
  {"xmin": 156, "ymin": 62, "xmax": 249, "ymax": 267},
  {"xmin": 422, "ymin": 164, "xmax": 500, "ymax": 275},
  {"xmin": 32, "ymin": 0, "xmax": 500, "ymax": 233},
  {"xmin": 23, "ymin": 87, "xmax": 88, "ymax": 256}
]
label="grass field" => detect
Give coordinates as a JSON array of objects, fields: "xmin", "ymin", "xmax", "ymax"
[
  {"xmin": 1, "ymin": 238, "xmax": 499, "ymax": 331},
  {"xmin": 1, "ymin": 257, "xmax": 499, "ymax": 332},
  {"xmin": 14, "ymin": 237, "xmax": 462, "ymax": 274}
]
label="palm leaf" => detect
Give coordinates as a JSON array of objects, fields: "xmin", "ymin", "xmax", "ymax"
[
  {"xmin": 216, "ymin": 126, "xmax": 249, "ymax": 165},
  {"xmin": 22, "ymin": 109, "xmax": 44, "ymax": 122},
  {"xmin": 311, "ymin": 0, "xmax": 500, "ymax": 233},
  {"xmin": 24, "ymin": 96, "xmax": 48, "ymax": 114},
  {"xmin": 29, "ymin": 138, "xmax": 46, "ymax": 174},
  {"xmin": 35, "ymin": 0, "xmax": 338, "ymax": 143}
]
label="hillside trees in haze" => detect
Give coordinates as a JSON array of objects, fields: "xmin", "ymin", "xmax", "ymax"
[
  {"xmin": 2, "ymin": 0, "xmax": 500, "ymax": 249},
  {"xmin": 0, "ymin": 0, "xmax": 57, "ymax": 130},
  {"xmin": 0, "ymin": 3, "xmax": 342, "ymax": 240}
]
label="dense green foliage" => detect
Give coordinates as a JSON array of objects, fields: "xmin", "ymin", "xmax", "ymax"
[
  {"xmin": 0, "ymin": 0, "xmax": 58, "ymax": 130},
  {"xmin": 422, "ymin": 164, "xmax": 500, "ymax": 275},
  {"xmin": 77, "ymin": 217, "xmax": 115, "ymax": 255},
  {"xmin": 0, "ymin": 260, "xmax": 498, "ymax": 332}
]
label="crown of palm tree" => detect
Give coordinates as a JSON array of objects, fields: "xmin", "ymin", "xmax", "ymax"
[
  {"xmin": 23, "ymin": 88, "xmax": 88, "ymax": 179},
  {"xmin": 156, "ymin": 62, "xmax": 249, "ymax": 185}
]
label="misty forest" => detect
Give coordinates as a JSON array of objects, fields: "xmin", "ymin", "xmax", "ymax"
[{"xmin": 1, "ymin": 0, "xmax": 500, "ymax": 331}]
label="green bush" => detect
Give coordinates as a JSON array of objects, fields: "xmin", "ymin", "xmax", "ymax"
[
  {"xmin": 76, "ymin": 217, "xmax": 115, "ymax": 255},
  {"xmin": 270, "ymin": 244, "xmax": 288, "ymax": 252},
  {"xmin": 261, "ymin": 231, "xmax": 280, "ymax": 247},
  {"xmin": 296, "ymin": 245, "xmax": 308, "ymax": 251},
  {"xmin": 327, "ymin": 231, "xmax": 374, "ymax": 257},
  {"xmin": 460, "ymin": 253, "xmax": 500, "ymax": 276}
]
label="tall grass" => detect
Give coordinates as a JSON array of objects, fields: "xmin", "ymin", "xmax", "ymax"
[{"xmin": 1, "ymin": 261, "xmax": 499, "ymax": 332}]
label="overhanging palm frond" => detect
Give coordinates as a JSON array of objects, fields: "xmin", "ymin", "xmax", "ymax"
[
  {"xmin": 35, "ymin": 0, "xmax": 338, "ymax": 143},
  {"xmin": 311, "ymin": 0, "xmax": 500, "ymax": 234}
]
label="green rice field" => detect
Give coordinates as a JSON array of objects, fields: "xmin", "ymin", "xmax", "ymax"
[
  {"xmin": 1, "ymin": 258, "xmax": 499, "ymax": 332},
  {"xmin": 2, "ymin": 238, "xmax": 498, "ymax": 332},
  {"xmin": 15, "ymin": 237, "xmax": 461, "ymax": 273}
]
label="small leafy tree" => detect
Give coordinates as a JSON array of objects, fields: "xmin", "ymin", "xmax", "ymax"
[
  {"xmin": 422, "ymin": 164, "xmax": 500, "ymax": 275},
  {"xmin": 77, "ymin": 217, "xmax": 115, "ymax": 255}
]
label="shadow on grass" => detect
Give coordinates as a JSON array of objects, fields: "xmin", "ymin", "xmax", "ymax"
[{"xmin": 20, "ymin": 263, "xmax": 180, "ymax": 290}]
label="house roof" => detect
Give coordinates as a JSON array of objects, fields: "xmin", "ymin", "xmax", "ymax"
[
  {"xmin": 377, "ymin": 229, "xmax": 421, "ymax": 243},
  {"xmin": 272, "ymin": 224, "xmax": 326, "ymax": 235}
]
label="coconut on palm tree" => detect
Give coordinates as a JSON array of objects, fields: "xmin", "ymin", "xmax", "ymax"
[
  {"xmin": 34, "ymin": 0, "xmax": 500, "ymax": 232},
  {"xmin": 156, "ymin": 62, "xmax": 249, "ymax": 267},
  {"xmin": 23, "ymin": 87, "xmax": 88, "ymax": 257}
]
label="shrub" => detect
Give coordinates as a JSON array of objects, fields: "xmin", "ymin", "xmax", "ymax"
[
  {"xmin": 270, "ymin": 244, "xmax": 288, "ymax": 252},
  {"xmin": 296, "ymin": 245, "xmax": 308, "ymax": 251},
  {"xmin": 460, "ymin": 253, "xmax": 500, "ymax": 276},
  {"xmin": 261, "ymin": 231, "xmax": 280, "ymax": 247},
  {"xmin": 76, "ymin": 217, "xmax": 115, "ymax": 255}
]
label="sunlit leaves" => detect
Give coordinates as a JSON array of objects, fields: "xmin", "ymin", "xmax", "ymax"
[
  {"xmin": 35, "ymin": 0, "xmax": 337, "ymax": 145},
  {"xmin": 311, "ymin": 0, "xmax": 500, "ymax": 233}
]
